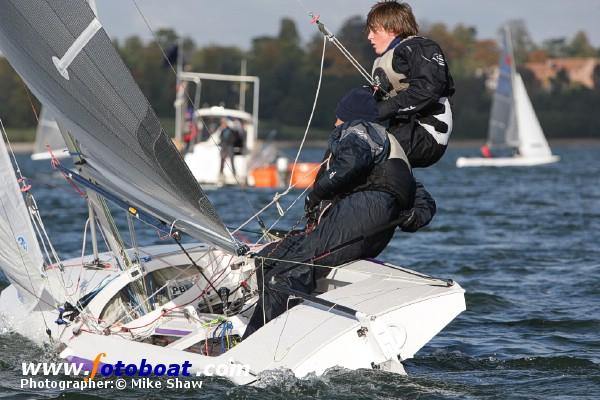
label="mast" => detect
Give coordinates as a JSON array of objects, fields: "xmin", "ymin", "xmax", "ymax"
[{"xmin": 240, "ymin": 59, "xmax": 247, "ymax": 111}]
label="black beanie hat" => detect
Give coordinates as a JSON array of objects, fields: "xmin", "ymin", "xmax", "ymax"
[{"xmin": 335, "ymin": 87, "xmax": 378, "ymax": 122}]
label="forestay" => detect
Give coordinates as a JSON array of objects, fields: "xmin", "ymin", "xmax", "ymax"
[{"xmin": 0, "ymin": 0, "xmax": 238, "ymax": 254}]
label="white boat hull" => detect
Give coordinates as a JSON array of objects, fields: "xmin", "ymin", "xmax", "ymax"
[
  {"xmin": 456, "ymin": 155, "xmax": 560, "ymax": 168},
  {"xmin": 184, "ymin": 143, "xmax": 249, "ymax": 185},
  {"xmin": 1, "ymin": 244, "xmax": 465, "ymax": 384}
]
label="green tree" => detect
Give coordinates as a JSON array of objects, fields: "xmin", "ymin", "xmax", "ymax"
[
  {"xmin": 471, "ymin": 39, "xmax": 499, "ymax": 68},
  {"xmin": 506, "ymin": 20, "xmax": 536, "ymax": 65},
  {"xmin": 550, "ymin": 68, "xmax": 570, "ymax": 93},
  {"xmin": 568, "ymin": 31, "xmax": 596, "ymax": 57},
  {"xmin": 519, "ymin": 67, "xmax": 542, "ymax": 92},
  {"xmin": 248, "ymin": 18, "xmax": 307, "ymax": 126},
  {"xmin": 337, "ymin": 16, "xmax": 373, "ymax": 73},
  {"xmin": 154, "ymin": 28, "xmax": 178, "ymax": 51},
  {"xmin": 189, "ymin": 46, "xmax": 246, "ymax": 109},
  {"xmin": 0, "ymin": 59, "xmax": 39, "ymax": 128},
  {"xmin": 542, "ymin": 37, "xmax": 568, "ymax": 57},
  {"xmin": 451, "ymin": 24, "xmax": 479, "ymax": 78}
]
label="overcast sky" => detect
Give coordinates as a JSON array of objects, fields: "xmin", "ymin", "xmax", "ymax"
[{"xmin": 97, "ymin": 0, "xmax": 600, "ymax": 49}]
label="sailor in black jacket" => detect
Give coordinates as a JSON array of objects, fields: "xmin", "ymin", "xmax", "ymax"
[
  {"xmin": 367, "ymin": 1, "xmax": 455, "ymax": 168},
  {"xmin": 243, "ymin": 88, "xmax": 436, "ymax": 338}
]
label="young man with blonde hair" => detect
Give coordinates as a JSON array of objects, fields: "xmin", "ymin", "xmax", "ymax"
[{"xmin": 367, "ymin": 1, "xmax": 454, "ymax": 168}]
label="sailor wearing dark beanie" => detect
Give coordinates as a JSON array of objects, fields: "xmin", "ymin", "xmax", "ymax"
[
  {"xmin": 335, "ymin": 87, "xmax": 379, "ymax": 122},
  {"xmin": 243, "ymin": 87, "xmax": 436, "ymax": 337},
  {"xmin": 306, "ymin": 86, "xmax": 416, "ymax": 214}
]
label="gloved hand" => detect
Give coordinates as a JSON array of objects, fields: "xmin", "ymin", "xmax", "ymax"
[
  {"xmin": 372, "ymin": 68, "xmax": 391, "ymax": 101},
  {"xmin": 304, "ymin": 192, "xmax": 320, "ymax": 214},
  {"xmin": 398, "ymin": 181, "xmax": 436, "ymax": 232},
  {"xmin": 397, "ymin": 208, "xmax": 418, "ymax": 232},
  {"xmin": 304, "ymin": 193, "xmax": 321, "ymax": 229}
]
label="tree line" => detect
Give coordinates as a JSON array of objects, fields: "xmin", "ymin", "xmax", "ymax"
[{"xmin": 1, "ymin": 17, "xmax": 599, "ymax": 139}]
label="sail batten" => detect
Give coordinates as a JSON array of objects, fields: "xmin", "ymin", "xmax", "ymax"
[{"xmin": 0, "ymin": 0, "xmax": 238, "ymax": 253}]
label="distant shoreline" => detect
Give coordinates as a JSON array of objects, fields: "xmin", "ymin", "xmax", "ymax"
[{"xmin": 7, "ymin": 138, "xmax": 600, "ymax": 154}]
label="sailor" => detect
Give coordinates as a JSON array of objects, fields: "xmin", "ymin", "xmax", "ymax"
[
  {"xmin": 243, "ymin": 87, "xmax": 436, "ymax": 338},
  {"xmin": 367, "ymin": 1, "xmax": 455, "ymax": 168},
  {"xmin": 218, "ymin": 118, "xmax": 238, "ymax": 180}
]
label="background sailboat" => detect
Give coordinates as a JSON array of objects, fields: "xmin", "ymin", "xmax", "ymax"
[
  {"xmin": 456, "ymin": 26, "xmax": 560, "ymax": 167},
  {"xmin": 30, "ymin": 107, "xmax": 69, "ymax": 160}
]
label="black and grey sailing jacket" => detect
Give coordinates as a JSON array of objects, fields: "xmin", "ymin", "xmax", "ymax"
[
  {"xmin": 374, "ymin": 36, "xmax": 455, "ymax": 151},
  {"xmin": 309, "ymin": 120, "xmax": 415, "ymax": 209}
]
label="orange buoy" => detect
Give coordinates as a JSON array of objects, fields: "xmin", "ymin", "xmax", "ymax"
[
  {"xmin": 250, "ymin": 165, "xmax": 279, "ymax": 188},
  {"xmin": 288, "ymin": 162, "xmax": 320, "ymax": 189}
]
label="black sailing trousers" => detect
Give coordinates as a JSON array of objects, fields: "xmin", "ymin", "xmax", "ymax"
[{"xmin": 243, "ymin": 190, "xmax": 400, "ymax": 338}]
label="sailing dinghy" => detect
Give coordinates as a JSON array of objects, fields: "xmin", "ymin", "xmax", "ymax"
[
  {"xmin": 0, "ymin": 0, "xmax": 465, "ymax": 384},
  {"xmin": 456, "ymin": 26, "xmax": 559, "ymax": 168}
]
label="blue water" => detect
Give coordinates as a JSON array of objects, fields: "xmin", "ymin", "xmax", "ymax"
[{"xmin": 1, "ymin": 144, "xmax": 599, "ymax": 399}]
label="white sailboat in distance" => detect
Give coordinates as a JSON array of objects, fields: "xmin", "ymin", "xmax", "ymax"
[{"xmin": 456, "ymin": 26, "xmax": 559, "ymax": 168}]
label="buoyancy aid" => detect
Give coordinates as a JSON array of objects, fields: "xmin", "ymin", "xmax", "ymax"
[
  {"xmin": 372, "ymin": 42, "xmax": 409, "ymax": 98},
  {"xmin": 352, "ymin": 129, "xmax": 415, "ymax": 209},
  {"xmin": 373, "ymin": 36, "xmax": 454, "ymax": 148}
]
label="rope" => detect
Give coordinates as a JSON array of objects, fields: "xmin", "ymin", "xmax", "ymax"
[
  {"xmin": 62, "ymin": 217, "xmax": 92, "ymax": 298},
  {"xmin": 0, "ymin": 119, "xmax": 27, "ymax": 186},
  {"xmin": 18, "ymin": 79, "xmax": 40, "ymax": 124},
  {"xmin": 305, "ymin": 11, "xmax": 376, "ymax": 87},
  {"xmin": 287, "ymin": 35, "xmax": 326, "ymax": 188},
  {"xmin": 6, "ymin": 159, "xmax": 109, "ymax": 332},
  {"xmin": 173, "ymin": 234, "xmax": 219, "ymax": 294},
  {"xmin": 105, "ymin": 247, "xmax": 228, "ymax": 329},
  {"xmin": 131, "ymin": 0, "xmax": 178, "ymax": 79},
  {"xmin": 48, "ymin": 147, "xmax": 87, "ymax": 198},
  {"xmin": 294, "ymin": 3, "xmax": 390, "ymax": 95},
  {"xmin": 118, "ymin": 265, "xmax": 232, "ymax": 333},
  {"xmin": 260, "ymin": 258, "xmax": 266, "ymax": 326},
  {"xmin": 232, "ymin": 157, "xmax": 327, "ymax": 237},
  {"xmin": 22, "ymin": 192, "xmax": 100, "ymax": 330},
  {"xmin": 0, "ymin": 121, "xmax": 64, "ymax": 338}
]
